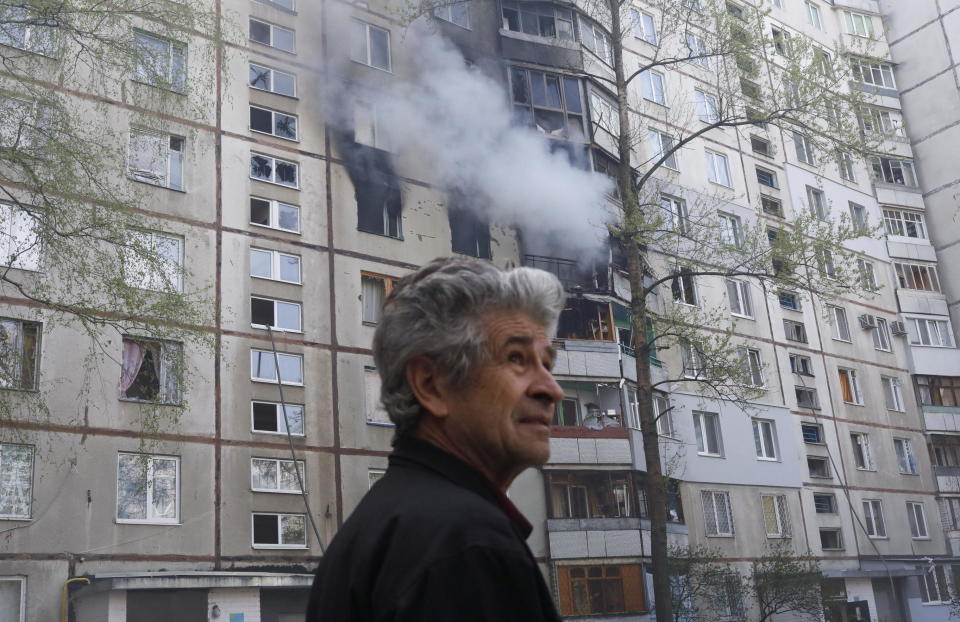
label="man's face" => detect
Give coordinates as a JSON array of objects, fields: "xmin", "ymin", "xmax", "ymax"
[{"xmin": 438, "ymin": 310, "xmax": 564, "ymax": 483}]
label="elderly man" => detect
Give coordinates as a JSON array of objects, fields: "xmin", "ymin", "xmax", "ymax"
[{"xmin": 306, "ymin": 256, "xmax": 565, "ymax": 621}]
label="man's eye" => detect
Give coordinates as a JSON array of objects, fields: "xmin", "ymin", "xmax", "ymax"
[{"xmin": 508, "ymin": 352, "xmax": 524, "ymax": 364}]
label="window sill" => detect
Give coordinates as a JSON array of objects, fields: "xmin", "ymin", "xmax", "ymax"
[
  {"xmin": 756, "ymin": 457, "xmax": 779, "ymax": 462},
  {"xmin": 911, "ymin": 536, "xmax": 931, "ymax": 540},
  {"xmin": 731, "ymin": 313, "xmax": 755, "ymax": 320},
  {"xmin": 249, "ymin": 176, "xmax": 300, "ymax": 191},
  {"xmin": 251, "ymin": 544, "xmax": 308, "ymax": 550},
  {"xmin": 708, "ymin": 180, "xmax": 734, "ymax": 189},
  {"xmin": 855, "ymin": 467, "xmax": 876, "ymax": 472},
  {"xmin": 0, "ymin": 516, "xmax": 31, "ymax": 521},
  {"xmin": 697, "ymin": 452, "xmax": 725, "ymax": 459},
  {"xmin": 130, "ymin": 78, "xmax": 186, "ymax": 96},
  {"xmin": 349, "ymin": 59, "xmax": 392, "ymax": 74},
  {"xmin": 899, "ymin": 471, "xmax": 919, "ymax": 476},
  {"xmin": 251, "ymin": 488, "xmax": 303, "ymax": 494},
  {"xmin": 250, "ymin": 86, "xmax": 300, "ymax": 100},
  {"xmin": 119, "ymin": 397, "xmax": 182, "ymax": 407},
  {"xmin": 253, "ymin": 0, "xmax": 297, "ymax": 15},
  {"xmin": 250, "ymin": 275, "xmax": 302, "ymax": 286},
  {"xmin": 251, "ymin": 324, "xmax": 303, "ymax": 334},
  {"xmin": 252, "ymin": 429, "xmax": 305, "ymax": 438},
  {"xmin": 867, "ymin": 535, "xmax": 888, "ymax": 540},
  {"xmin": 250, "ymin": 128, "xmax": 300, "ymax": 143},
  {"xmin": 251, "ymin": 378, "xmax": 304, "ymax": 387},
  {"xmin": 128, "ymin": 175, "xmax": 186, "ymax": 194},
  {"xmin": 0, "ymin": 387, "xmax": 39, "ymax": 394},
  {"xmin": 366, "ymin": 420, "xmax": 395, "ymax": 428},
  {"xmin": 356, "ymin": 227, "xmax": 404, "ymax": 241},
  {"xmin": 705, "ymin": 534, "xmax": 735, "ymax": 538},
  {"xmin": 116, "ymin": 519, "xmax": 180, "ymax": 526},
  {"xmin": 250, "ymin": 40, "xmax": 297, "ymax": 55}
]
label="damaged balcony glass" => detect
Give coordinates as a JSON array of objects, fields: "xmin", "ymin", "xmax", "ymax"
[
  {"xmin": 510, "ymin": 67, "xmax": 584, "ymax": 140},
  {"xmin": 338, "ymin": 138, "xmax": 403, "ymax": 239}
]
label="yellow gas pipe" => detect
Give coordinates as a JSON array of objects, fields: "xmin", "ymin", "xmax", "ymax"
[{"xmin": 60, "ymin": 577, "xmax": 91, "ymax": 622}]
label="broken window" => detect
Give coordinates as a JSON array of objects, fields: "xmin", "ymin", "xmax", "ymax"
[
  {"xmin": 0, "ymin": 319, "xmax": 40, "ymax": 390},
  {"xmin": 119, "ymin": 337, "xmax": 182, "ymax": 403},
  {"xmin": 339, "ymin": 142, "xmax": 402, "ymax": 239},
  {"xmin": 252, "ymin": 512, "xmax": 307, "ymax": 548},
  {"xmin": 0, "ymin": 444, "xmax": 33, "ymax": 519},
  {"xmin": 122, "ymin": 230, "xmax": 183, "ymax": 292},
  {"xmin": 509, "ymin": 67, "xmax": 584, "ymax": 140},
  {"xmin": 448, "ymin": 199, "xmax": 491, "ymax": 259},
  {"xmin": 250, "ymin": 196, "xmax": 300, "ymax": 233},
  {"xmin": 557, "ymin": 297, "xmax": 614, "ymax": 341},
  {"xmin": 251, "ymin": 457, "xmax": 304, "ymax": 493},
  {"xmin": 250, "ymin": 105, "xmax": 298, "ymax": 140},
  {"xmin": 251, "ymin": 400, "xmax": 304, "ymax": 436},
  {"xmin": 250, "ymin": 349, "xmax": 303, "ymax": 385},
  {"xmin": 548, "ymin": 471, "xmax": 640, "ymax": 519},
  {"xmin": 249, "ymin": 63, "xmax": 296, "ymax": 97},
  {"xmin": 501, "ymin": 2, "xmax": 574, "ymax": 40},
  {"xmin": 251, "ymin": 296, "xmax": 301, "ymax": 332},
  {"xmin": 133, "ymin": 31, "xmax": 186, "ymax": 93},
  {"xmin": 128, "ymin": 130, "xmax": 184, "ymax": 190},
  {"xmin": 361, "ymin": 272, "xmax": 399, "ymax": 324},
  {"xmin": 116, "ymin": 453, "xmax": 179, "ymax": 523},
  {"xmin": 250, "ymin": 153, "xmax": 298, "ymax": 188}
]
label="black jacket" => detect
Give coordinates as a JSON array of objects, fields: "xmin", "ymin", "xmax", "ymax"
[{"xmin": 306, "ymin": 437, "xmax": 561, "ymax": 621}]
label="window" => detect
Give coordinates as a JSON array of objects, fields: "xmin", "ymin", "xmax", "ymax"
[
  {"xmin": 588, "ymin": 91, "xmax": 620, "ymax": 136},
  {"xmin": 449, "ymin": 204, "xmax": 491, "ymax": 259},
  {"xmin": 350, "ymin": 19, "xmax": 392, "ymax": 71},
  {"xmin": 844, "ymin": 12, "xmax": 874, "ymax": 38},
  {"xmin": 249, "ymin": 18, "xmax": 295, "ymax": 53},
  {"xmin": 756, "ymin": 167, "xmax": 777, "ymax": 188},
  {"xmin": 858, "ymin": 258, "xmax": 878, "ymax": 290},
  {"xmin": 256, "ymin": 0, "xmax": 294, "ymax": 10},
  {"xmin": 671, "ymin": 267, "xmax": 697, "ymax": 306},
  {"xmin": 807, "ymin": 455, "xmax": 830, "ymax": 477},
  {"xmin": 794, "ymin": 133, "xmax": 816, "ymax": 165},
  {"xmin": 251, "ymin": 296, "xmax": 301, "ymax": 332},
  {"xmin": 631, "ymin": 8, "xmax": 657, "ymax": 44},
  {"xmin": 640, "ymin": 70, "xmax": 666, "ymax": 105},
  {"xmin": 751, "ymin": 136, "xmax": 771, "ymax": 157},
  {"xmin": 917, "ymin": 376, "xmax": 960, "ymax": 406},
  {"xmin": 252, "ymin": 512, "xmax": 306, "ymax": 548},
  {"xmin": 850, "ymin": 433, "xmax": 873, "ymax": 470},
  {"xmin": 654, "ymin": 392, "xmax": 673, "ymax": 437},
  {"xmin": 0, "ymin": 444, "xmax": 33, "ymax": 519},
  {"xmin": 250, "ymin": 349, "xmax": 303, "ymax": 385},
  {"xmin": 706, "ymin": 151, "xmax": 731, "ymax": 186},
  {"xmin": 693, "ymin": 412, "xmax": 723, "ymax": 456},
  {"xmin": 557, "ymin": 564, "xmax": 645, "ymax": 616},
  {"xmin": 814, "ymin": 494, "xmax": 836, "ymax": 513},
  {"xmin": 581, "ymin": 20, "xmax": 613, "ymax": 65},
  {"xmin": 116, "ymin": 453, "xmax": 179, "ymax": 524},
  {"xmin": 870, "ymin": 156, "xmax": 917, "ymax": 187},
  {"xmin": 882, "ymin": 376, "xmax": 904, "ymax": 411},
  {"xmin": 509, "ymin": 67, "xmax": 584, "ymax": 140},
  {"xmin": 119, "ymin": 338, "xmax": 181, "ymax": 403},
  {"xmin": 829, "ymin": 307, "xmax": 851, "ymax": 342},
  {"xmin": 752, "ymin": 419, "xmax": 777, "ymax": 459},
  {"xmin": 0, "ymin": 6, "xmax": 57, "ymax": 55},
  {"xmin": 838, "ymin": 151, "xmax": 857, "ymax": 181},
  {"xmin": 895, "ymin": 262, "xmax": 940, "ymax": 292},
  {"xmin": 361, "ymin": 273, "xmax": 399, "ymax": 324},
  {"xmin": 718, "ymin": 213, "xmax": 743, "ymax": 248},
  {"xmin": 128, "ymin": 130, "xmax": 184, "ymax": 190},
  {"xmin": 726, "ymin": 280, "xmax": 752, "ymax": 318},
  {"xmin": 797, "ymin": 387, "xmax": 819, "ymax": 409},
  {"xmin": 738, "ymin": 348, "xmax": 763, "ymax": 387},
  {"xmin": 726, "ymin": 2, "xmax": 745, "ymax": 19},
  {"xmin": 251, "ymin": 401, "xmax": 304, "ymax": 436},
  {"xmin": 122, "ymin": 230, "xmax": 183, "ymax": 292},
  {"xmin": 681, "ymin": 340, "xmax": 705, "ymax": 378},
  {"xmin": 920, "ymin": 565, "xmax": 949, "ymax": 603},
  {"xmin": 908, "ymin": 318, "xmax": 953, "ymax": 347},
  {"xmin": 784, "ymin": 320, "xmax": 807, "ymax": 343},
  {"xmin": 501, "ymin": 2, "xmax": 574, "ymax": 41},
  {"xmin": 662, "ymin": 196, "xmax": 689, "ymax": 233},
  {"xmin": 883, "ymin": 208, "xmax": 926, "ymax": 238},
  {"xmin": 861, "ymin": 107, "xmax": 904, "ymax": 137},
  {"xmin": 778, "ymin": 292, "xmax": 800, "ymax": 312},
  {"xmin": 802, "ymin": 423, "xmax": 824, "ymax": 444},
  {"xmin": 0, "ymin": 204, "xmax": 41, "ymax": 271},
  {"xmin": 839, "ymin": 369, "xmax": 863, "ymax": 405},
  {"xmin": 368, "ymin": 469, "xmax": 385, "ymax": 488},
  {"xmin": 685, "ymin": 32, "xmax": 709, "ymax": 68},
  {"xmin": 688, "ymin": 91, "xmax": 719, "ymax": 126},
  {"xmin": 435, "ymin": 2, "xmax": 470, "ymax": 28},
  {"xmin": 806, "ymin": 186, "xmax": 827, "ymax": 219},
  {"xmin": 805, "ymin": 1, "xmax": 822, "ymax": 29},
  {"xmin": 851, "ymin": 58, "xmax": 895, "ymax": 89},
  {"xmin": 251, "ymin": 457, "xmax": 304, "ymax": 493},
  {"xmin": 791, "ymin": 354, "xmax": 814, "ymax": 377},
  {"xmin": 250, "ymin": 248, "xmax": 301, "ymax": 284},
  {"xmin": 353, "ymin": 100, "xmax": 392, "ymax": 151},
  {"xmin": 0, "ymin": 576, "xmax": 25, "ymax": 622},
  {"xmin": 701, "ymin": 490, "xmax": 735, "ymax": 536},
  {"xmin": 862, "ymin": 499, "xmax": 885, "ymax": 537},
  {"xmin": 0, "ymin": 319, "xmax": 40, "ymax": 391},
  {"xmin": 133, "ymin": 31, "xmax": 186, "ymax": 92},
  {"xmin": 818, "ymin": 248, "xmax": 836, "ymax": 278},
  {"xmin": 906, "ymin": 502, "xmax": 927, "ymax": 538},
  {"xmin": 249, "ymin": 106, "xmax": 298, "ymax": 141},
  {"xmin": 771, "ymin": 26, "xmax": 791, "ymax": 56},
  {"xmin": 894, "ymin": 438, "xmax": 917, "ymax": 475},
  {"xmin": 649, "ymin": 130, "xmax": 678, "ymax": 170},
  {"xmin": 741, "ymin": 78, "xmax": 761, "ymax": 100},
  {"xmin": 250, "ymin": 197, "xmax": 299, "ymax": 233},
  {"xmin": 819, "ymin": 528, "xmax": 843, "ymax": 550},
  {"xmin": 249, "ymin": 63, "xmax": 296, "ymax": 97},
  {"xmin": 761, "ymin": 494, "xmax": 789, "ymax": 537},
  {"xmin": 250, "ymin": 153, "xmax": 299, "ymax": 188}
]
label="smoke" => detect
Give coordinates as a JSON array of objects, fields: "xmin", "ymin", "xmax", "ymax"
[{"xmin": 325, "ymin": 11, "xmax": 615, "ymax": 259}]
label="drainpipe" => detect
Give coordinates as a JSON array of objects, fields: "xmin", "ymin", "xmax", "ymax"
[{"xmin": 60, "ymin": 577, "xmax": 90, "ymax": 622}]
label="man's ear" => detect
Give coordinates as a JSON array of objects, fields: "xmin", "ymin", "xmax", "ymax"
[{"xmin": 405, "ymin": 355, "xmax": 451, "ymax": 418}]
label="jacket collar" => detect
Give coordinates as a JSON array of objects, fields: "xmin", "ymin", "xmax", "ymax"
[{"xmin": 390, "ymin": 437, "xmax": 534, "ymax": 538}]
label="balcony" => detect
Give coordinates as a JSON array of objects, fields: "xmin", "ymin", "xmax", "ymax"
[
  {"xmin": 935, "ymin": 466, "xmax": 960, "ymax": 493},
  {"xmin": 524, "ymin": 255, "xmax": 612, "ymax": 293},
  {"xmin": 924, "ymin": 406, "xmax": 960, "ymax": 434}
]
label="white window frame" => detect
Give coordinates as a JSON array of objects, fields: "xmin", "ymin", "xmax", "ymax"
[
  {"xmin": 718, "ymin": 212, "xmax": 743, "ymax": 248},
  {"xmin": 630, "ymin": 8, "xmax": 657, "ymax": 44},
  {"xmin": 806, "ymin": 186, "xmax": 827, "ymax": 219},
  {"xmin": 250, "ymin": 247, "xmax": 301, "ymax": 284},
  {"xmin": 0, "ymin": 576, "xmax": 26, "ymax": 622},
  {"xmin": 249, "ymin": 17, "xmax": 295, "ymax": 53},
  {"xmin": 649, "ymin": 129, "xmax": 678, "ymax": 170},
  {"xmin": 760, "ymin": 494, "xmax": 790, "ymax": 537},
  {"xmin": 862, "ymin": 498, "xmax": 886, "ymax": 538},
  {"xmin": 873, "ymin": 317, "xmax": 891, "ymax": 351},
  {"xmin": 838, "ymin": 151, "xmax": 857, "ymax": 181},
  {"xmin": 726, "ymin": 279, "xmax": 753, "ymax": 318},
  {"xmin": 250, "ymin": 349, "xmax": 304, "ymax": 386},
  {"xmin": 0, "ymin": 444, "xmax": 34, "ymax": 520},
  {"xmin": 653, "ymin": 392, "xmax": 673, "ymax": 437},
  {"xmin": 249, "ymin": 105, "xmax": 298, "ymax": 141},
  {"xmin": 739, "ymin": 347, "xmax": 764, "ymax": 387},
  {"xmin": 250, "ymin": 457, "xmax": 305, "ymax": 494},
  {"xmin": 895, "ymin": 439, "xmax": 918, "ymax": 475},
  {"xmin": 250, "ymin": 196, "xmax": 300, "ymax": 234},
  {"xmin": 851, "ymin": 58, "xmax": 895, "ymax": 89},
  {"xmin": 249, "ymin": 63, "xmax": 296, "ymax": 97},
  {"xmin": 118, "ymin": 337, "xmax": 182, "ymax": 404},
  {"xmin": 251, "ymin": 512, "xmax": 307, "ymax": 549},
  {"xmin": 0, "ymin": 319, "xmax": 41, "ymax": 391},
  {"xmin": 671, "ymin": 267, "xmax": 698, "ymax": 306},
  {"xmin": 752, "ymin": 418, "xmax": 777, "ymax": 460},
  {"xmin": 806, "ymin": 1, "xmax": 822, "ymax": 29},
  {"xmin": 581, "ymin": 20, "xmax": 613, "ymax": 65},
  {"xmin": 250, "ymin": 400, "xmax": 304, "ymax": 436},
  {"xmin": 250, "ymin": 296, "xmax": 302, "ymax": 332},
  {"xmin": 906, "ymin": 502, "xmax": 928, "ymax": 538},
  {"xmin": 858, "ymin": 258, "xmax": 878, "ymax": 290},
  {"xmin": 588, "ymin": 91, "xmax": 620, "ymax": 137},
  {"xmin": 250, "ymin": 153, "xmax": 299, "ymax": 189},
  {"xmin": 907, "ymin": 317, "xmax": 954, "ymax": 347},
  {"xmin": 813, "ymin": 493, "xmax": 836, "ymax": 513},
  {"xmin": 701, "ymin": 490, "xmax": 735, "ymax": 536},
  {"xmin": 920, "ymin": 565, "xmax": 949, "ymax": 603},
  {"xmin": 883, "ymin": 208, "xmax": 926, "ymax": 239},
  {"xmin": 851, "ymin": 432, "xmax": 873, "ymax": 469},
  {"xmin": 870, "ymin": 156, "xmax": 917, "ymax": 187},
  {"xmin": 116, "ymin": 453, "xmax": 180, "ymax": 524},
  {"xmin": 882, "ymin": 376, "xmax": 904, "ymax": 412},
  {"xmin": 895, "ymin": 262, "xmax": 940, "ymax": 292},
  {"xmin": 819, "ymin": 248, "xmax": 837, "ymax": 278},
  {"xmin": 350, "ymin": 19, "xmax": 391, "ymax": 72},
  {"xmin": 133, "ymin": 30, "xmax": 186, "ymax": 93},
  {"xmin": 829, "ymin": 306, "xmax": 851, "ymax": 342},
  {"xmin": 790, "ymin": 354, "xmax": 814, "ymax": 377},
  {"xmin": 681, "ymin": 340, "xmax": 705, "ymax": 378},
  {"xmin": 127, "ymin": 130, "xmax": 185, "ymax": 191},
  {"xmin": 434, "ymin": 2, "xmax": 470, "ymax": 28},
  {"xmin": 839, "ymin": 368, "xmax": 864, "ymax": 405},
  {"xmin": 844, "ymin": 11, "xmax": 874, "ymax": 38},
  {"xmin": 784, "ymin": 319, "xmax": 808, "ymax": 343},
  {"xmin": 685, "ymin": 32, "xmax": 709, "ymax": 68},
  {"xmin": 662, "ymin": 195, "xmax": 688, "ymax": 233},
  {"xmin": 695, "ymin": 89, "xmax": 719, "ymax": 123},
  {"xmin": 795, "ymin": 133, "xmax": 816, "ymax": 165},
  {"xmin": 694, "ymin": 411, "xmax": 723, "ymax": 457},
  {"xmin": 122, "ymin": 230, "xmax": 183, "ymax": 292},
  {"xmin": 706, "ymin": 151, "xmax": 731, "ymax": 187},
  {"xmin": 361, "ymin": 273, "xmax": 398, "ymax": 325},
  {"xmin": 640, "ymin": 70, "xmax": 666, "ymax": 105}
]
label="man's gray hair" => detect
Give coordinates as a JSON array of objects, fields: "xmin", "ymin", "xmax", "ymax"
[{"xmin": 373, "ymin": 256, "xmax": 565, "ymax": 443}]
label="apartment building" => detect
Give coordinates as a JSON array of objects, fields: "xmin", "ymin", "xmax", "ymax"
[{"xmin": 2, "ymin": 0, "xmax": 960, "ymax": 621}]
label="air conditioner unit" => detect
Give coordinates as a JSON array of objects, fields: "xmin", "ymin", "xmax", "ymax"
[
  {"xmin": 858, "ymin": 314, "xmax": 877, "ymax": 330},
  {"xmin": 891, "ymin": 320, "xmax": 907, "ymax": 336}
]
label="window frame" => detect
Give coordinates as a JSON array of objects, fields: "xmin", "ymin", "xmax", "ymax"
[
  {"xmin": 755, "ymin": 166, "xmax": 777, "ymax": 188},
  {"xmin": 249, "ymin": 247, "xmax": 302, "ymax": 284},
  {"xmin": 250, "ymin": 400, "xmax": 304, "ymax": 437},
  {"xmin": 630, "ymin": 8, "xmax": 657, "ymax": 44},
  {"xmin": 806, "ymin": 186, "xmax": 827, "ymax": 219},
  {"xmin": 640, "ymin": 70, "xmax": 666, "ymax": 105},
  {"xmin": 819, "ymin": 527, "xmax": 844, "ymax": 550},
  {"xmin": 0, "ymin": 576, "xmax": 26, "ymax": 622},
  {"xmin": 118, "ymin": 336, "xmax": 182, "ymax": 404},
  {"xmin": 127, "ymin": 129, "xmax": 185, "ymax": 191},
  {"xmin": 701, "ymin": 490, "xmax": 735, "ymax": 537},
  {"xmin": 249, "ymin": 63, "xmax": 297, "ymax": 98},
  {"xmin": 115, "ymin": 453, "xmax": 180, "ymax": 525},
  {"xmin": 250, "ymin": 153, "xmax": 299, "ymax": 189},
  {"xmin": 783, "ymin": 319, "xmax": 808, "ymax": 343},
  {"xmin": 251, "ymin": 512, "xmax": 308, "ymax": 549},
  {"xmin": 122, "ymin": 229, "xmax": 184, "ymax": 293},
  {"xmin": 881, "ymin": 375, "xmax": 904, "ymax": 412},
  {"xmin": 250, "ymin": 296, "xmax": 302, "ymax": 333},
  {"xmin": 250, "ymin": 348, "xmax": 304, "ymax": 386},
  {"xmin": 862, "ymin": 498, "xmax": 886, "ymax": 538},
  {"xmin": 851, "ymin": 57, "xmax": 895, "ymax": 89},
  {"xmin": 249, "ymin": 196, "xmax": 300, "ymax": 234},
  {"xmin": 249, "ymin": 105, "xmax": 299, "ymax": 141},
  {"xmin": 706, "ymin": 150, "xmax": 732, "ymax": 187},
  {"xmin": 726, "ymin": 279, "xmax": 753, "ymax": 318},
  {"xmin": 920, "ymin": 565, "xmax": 949, "ymax": 603},
  {"xmin": 0, "ymin": 319, "xmax": 41, "ymax": 391},
  {"xmin": 801, "ymin": 423, "xmax": 824, "ymax": 444},
  {"xmin": 671, "ymin": 266, "xmax": 698, "ymax": 306},
  {"xmin": 790, "ymin": 353, "xmax": 814, "ymax": 377},
  {"xmin": 718, "ymin": 212, "xmax": 743, "ymax": 248},
  {"xmin": 249, "ymin": 17, "xmax": 295, "ymax": 54},
  {"xmin": 883, "ymin": 208, "xmax": 926, "ymax": 239},
  {"xmin": 693, "ymin": 411, "xmax": 723, "ymax": 457},
  {"xmin": 807, "ymin": 455, "xmax": 830, "ymax": 478},
  {"xmin": 132, "ymin": 30, "xmax": 187, "ymax": 93},
  {"xmin": 907, "ymin": 317, "xmax": 954, "ymax": 347},
  {"xmin": 0, "ymin": 444, "xmax": 34, "ymax": 520},
  {"xmin": 434, "ymin": 2, "xmax": 471, "ymax": 29},
  {"xmin": 805, "ymin": 1, "xmax": 822, "ymax": 29},
  {"xmin": 0, "ymin": 203, "xmax": 42, "ymax": 272},
  {"xmin": 361, "ymin": 272, "xmax": 400, "ymax": 325},
  {"xmin": 870, "ymin": 156, "xmax": 917, "ymax": 187},
  {"xmin": 794, "ymin": 132, "xmax": 816, "ymax": 165},
  {"xmin": 850, "ymin": 432, "xmax": 874, "ymax": 470},
  {"xmin": 895, "ymin": 438, "xmax": 918, "ymax": 475},
  {"xmin": 844, "ymin": 11, "xmax": 874, "ymax": 38},
  {"xmin": 760, "ymin": 493, "xmax": 790, "ymax": 538},
  {"xmin": 829, "ymin": 306, "xmax": 851, "ymax": 342},
  {"xmin": 813, "ymin": 493, "xmax": 836, "ymax": 514},
  {"xmin": 649, "ymin": 128, "xmax": 678, "ymax": 170},
  {"xmin": 250, "ymin": 456, "xmax": 305, "ymax": 494},
  {"xmin": 752, "ymin": 418, "xmax": 778, "ymax": 460}
]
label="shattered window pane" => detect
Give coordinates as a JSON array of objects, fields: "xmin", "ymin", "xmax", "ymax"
[{"xmin": 0, "ymin": 444, "xmax": 33, "ymax": 519}]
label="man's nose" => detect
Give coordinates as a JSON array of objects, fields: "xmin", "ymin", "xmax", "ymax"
[{"xmin": 529, "ymin": 364, "xmax": 564, "ymax": 405}]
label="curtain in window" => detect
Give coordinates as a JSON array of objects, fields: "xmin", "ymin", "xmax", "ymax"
[
  {"xmin": 160, "ymin": 342, "xmax": 181, "ymax": 402},
  {"xmin": 119, "ymin": 340, "xmax": 147, "ymax": 397},
  {"xmin": 0, "ymin": 444, "xmax": 32, "ymax": 518},
  {"xmin": 128, "ymin": 131, "xmax": 166, "ymax": 184},
  {"xmin": 361, "ymin": 277, "xmax": 384, "ymax": 323}
]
